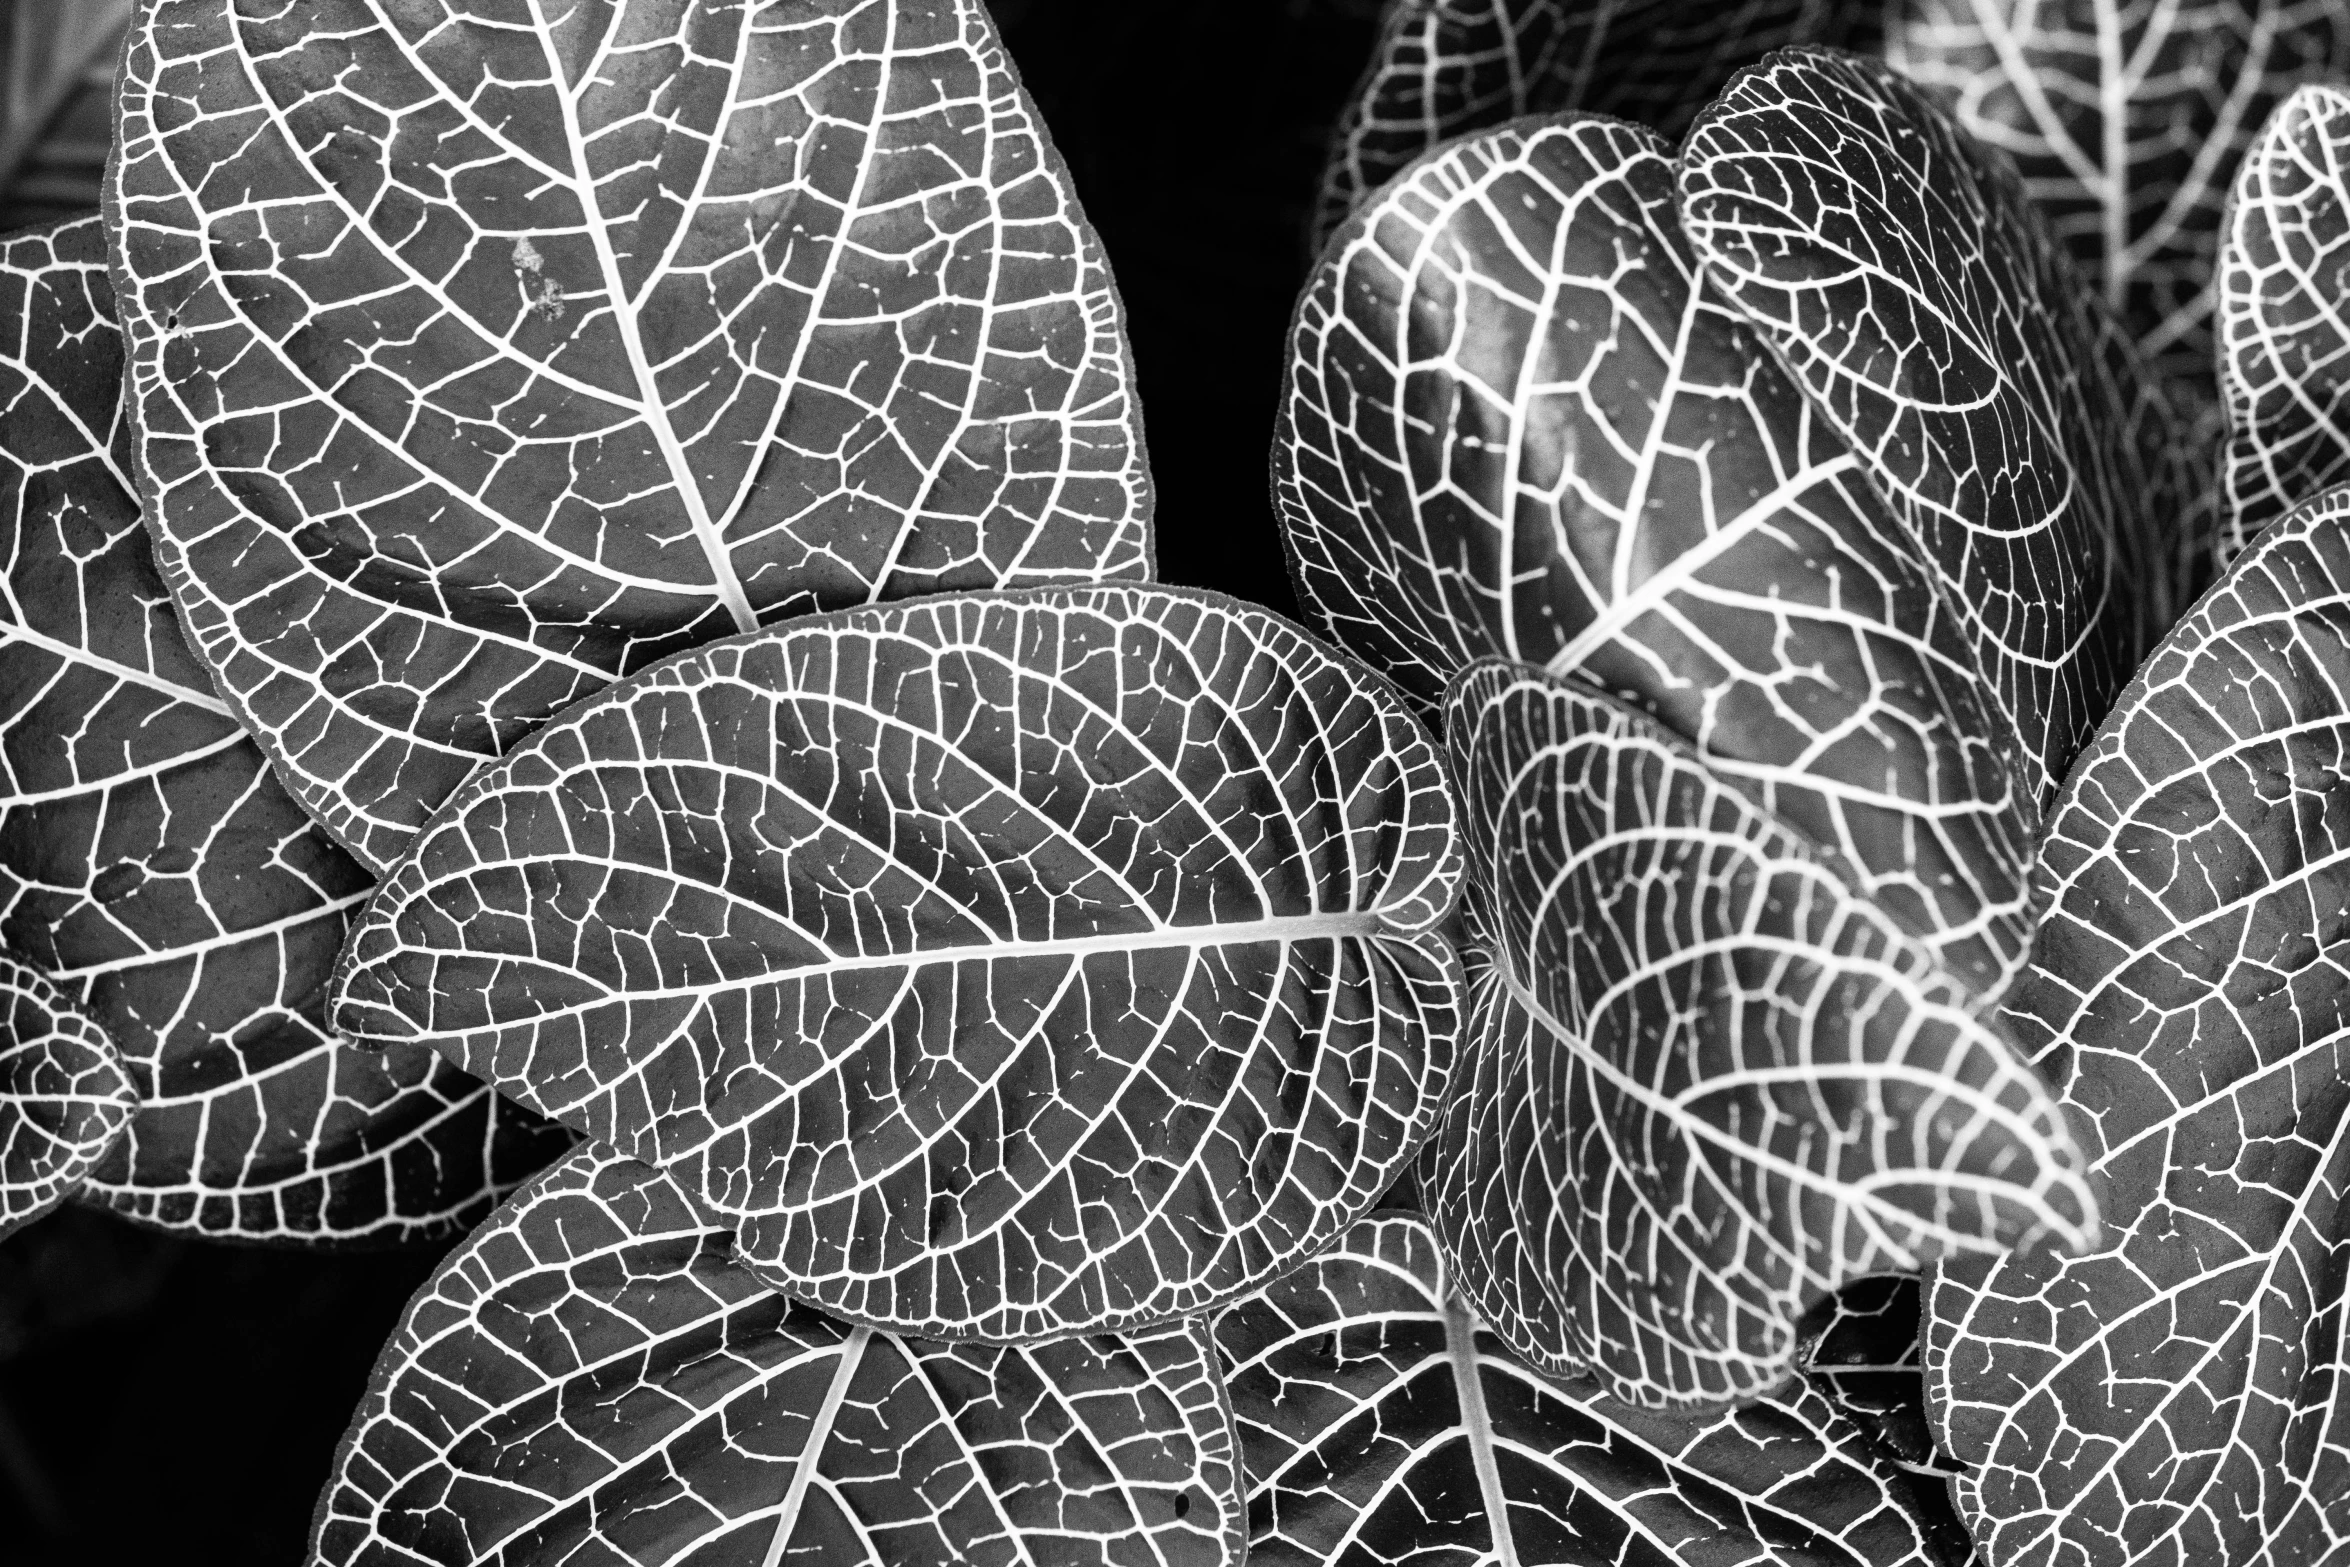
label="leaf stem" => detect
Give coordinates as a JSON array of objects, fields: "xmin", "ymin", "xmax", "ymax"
[
  {"xmin": 1443, "ymin": 1295, "xmax": 1519, "ymax": 1567},
  {"xmin": 762, "ymin": 1324, "xmax": 872, "ymax": 1567}
]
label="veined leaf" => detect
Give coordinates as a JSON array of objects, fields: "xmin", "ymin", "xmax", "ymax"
[
  {"xmin": 109, "ymin": 0, "xmax": 1153, "ymax": 874},
  {"xmin": 1797, "ymin": 1276, "xmax": 1962, "ymax": 1482},
  {"xmin": 332, "ymin": 585, "xmax": 1464, "ymax": 1341},
  {"xmin": 2217, "ymin": 83, "xmax": 2350, "ymax": 563},
  {"xmin": 1430, "ymin": 662, "xmax": 2094, "ymax": 1406},
  {"xmin": 1681, "ymin": 48, "xmax": 2204, "ymax": 798},
  {"xmin": 0, "ymin": 951, "xmax": 133, "ymax": 1240},
  {"xmin": 1887, "ymin": 0, "xmax": 2348, "ymax": 412},
  {"xmin": 1926, "ymin": 485, "xmax": 2350, "ymax": 1566},
  {"xmin": 1310, "ymin": 0, "xmax": 1843, "ymax": 251},
  {"xmin": 314, "ymin": 1142, "xmax": 1244, "ymax": 1567},
  {"xmin": 1274, "ymin": 114, "xmax": 2039, "ymax": 994},
  {"xmin": 1, "ymin": 217, "xmax": 569, "ymax": 1244},
  {"xmin": 0, "ymin": 0, "xmax": 128, "ymax": 231},
  {"xmin": 1212, "ymin": 1211, "xmax": 1972, "ymax": 1567}
]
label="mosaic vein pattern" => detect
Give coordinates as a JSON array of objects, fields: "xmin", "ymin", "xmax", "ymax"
[
  {"xmin": 315, "ymin": 1143, "xmax": 1245, "ymax": 1567},
  {"xmin": 1275, "ymin": 115, "xmax": 2039, "ymax": 996},
  {"xmin": 0, "ymin": 216, "xmax": 568, "ymax": 1244},
  {"xmin": 1682, "ymin": 48, "xmax": 2203, "ymax": 802},
  {"xmin": 1796, "ymin": 1275, "xmax": 1961, "ymax": 1483},
  {"xmin": 1927, "ymin": 488, "xmax": 2350, "ymax": 1567},
  {"xmin": 0, "ymin": 952, "xmax": 134, "ymax": 1241},
  {"xmin": 333, "ymin": 586, "xmax": 1465, "ymax": 1341},
  {"xmin": 110, "ymin": 0, "xmax": 1153, "ymax": 873},
  {"xmin": 1309, "ymin": 0, "xmax": 1840, "ymax": 252},
  {"xmin": 2218, "ymin": 84, "xmax": 2350, "ymax": 563},
  {"xmin": 1212, "ymin": 1212, "xmax": 1972, "ymax": 1567},
  {"xmin": 1888, "ymin": 0, "xmax": 2347, "ymax": 414},
  {"xmin": 1429, "ymin": 664, "xmax": 2093, "ymax": 1407}
]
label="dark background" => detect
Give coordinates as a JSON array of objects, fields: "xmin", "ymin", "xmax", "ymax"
[{"xmin": 0, "ymin": 3, "xmax": 1380, "ymax": 1562}]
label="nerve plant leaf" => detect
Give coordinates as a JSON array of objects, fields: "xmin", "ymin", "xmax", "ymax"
[
  {"xmin": 0, "ymin": 952, "xmax": 133, "ymax": 1240},
  {"xmin": 1429, "ymin": 663, "xmax": 2094, "ymax": 1407},
  {"xmin": 314, "ymin": 1143, "xmax": 1244, "ymax": 1567},
  {"xmin": 1274, "ymin": 114, "xmax": 2040, "ymax": 995},
  {"xmin": 0, "ymin": 0, "xmax": 128, "ymax": 230},
  {"xmin": 333, "ymin": 586, "xmax": 1464, "ymax": 1341},
  {"xmin": 0, "ymin": 217, "xmax": 569, "ymax": 1244},
  {"xmin": 1681, "ymin": 47, "xmax": 2206, "ymax": 794},
  {"xmin": 1213, "ymin": 1211, "xmax": 1973, "ymax": 1567},
  {"xmin": 109, "ymin": 0, "xmax": 1152, "ymax": 874},
  {"xmin": 1796, "ymin": 1276, "xmax": 1961, "ymax": 1482},
  {"xmin": 2217, "ymin": 83, "xmax": 2350, "ymax": 563},
  {"xmin": 1310, "ymin": 0, "xmax": 1844, "ymax": 251},
  {"xmin": 1926, "ymin": 485, "xmax": 2350, "ymax": 1567},
  {"xmin": 1886, "ymin": 0, "xmax": 2348, "ymax": 408}
]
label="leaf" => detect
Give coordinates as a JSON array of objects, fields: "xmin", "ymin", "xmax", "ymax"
[
  {"xmin": 0, "ymin": 0, "xmax": 129, "ymax": 230},
  {"xmin": 314, "ymin": 1141, "xmax": 1245, "ymax": 1567},
  {"xmin": 1925, "ymin": 485, "xmax": 2350, "ymax": 1567},
  {"xmin": 109, "ymin": 0, "xmax": 1153, "ymax": 874},
  {"xmin": 1886, "ymin": 0, "xmax": 2348, "ymax": 413},
  {"xmin": 1796, "ymin": 1276, "xmax": 1963, "ymax": 1482},
  {"xmin": 0, "ymin": 216, "xmax": 570, "ymax": 1244},
  {"xmin": 1310, "ymin": 0, "xmax": 1847, "ymax": 252},
  {"xmin": 1428, "ymin": 662, "xmax": 2094, "ymax": 1406},
  {"xmin": 1274, "ymin": 113, "xmax": 2040, "ymax": 994},
  {"xmin": 0, "ymin": 951, "xmax": 133, "ymax": 1240},
  {"xmin": 2217, "ymin": 82, "xmax": 2350, "ymax": 564},
  {"xmin": 331, "ymin": 585, "xmax": 1464, "ymax": 1340},
  {"xmin": 1211, "ymin": 1210, "xmax": 1973, "ymax": 1567},
  {"xmin": 1680, "ymin": 47, "xmax": 2206, "ymax": 797}
]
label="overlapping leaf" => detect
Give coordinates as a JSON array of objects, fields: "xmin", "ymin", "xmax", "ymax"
[
  {"xmin": 1681, "ymin": 48, "xmax": 2205, "ymax": 798},
  {"xmin": 0, "ymin": 217, "xmax": 568, "ymax": 1244},
  {"xmin": 1797, "ymin": 1276, "xmax": 1960, "ymax": 1482},
  {"xmin": 1212, "ymin": 1211, "xmax": 1972, "ymax": 1567},
  {"xmin": 1310, "ymin": 0, "xmax": 1844, "ymax": 251},
  {"xmin": 0, "ymin": 951, "xmax": 133, "ymax": 1240},
  {"xmin": 1927, "ymin": 486, "xmax": 2350, "ymax": 1567},
  {"xmin": 2217, "ymin": 83, "xmax": 2350, "ymax": 563},
  {"xmin": 332, "ymin": 585, "xmax": 1464, "ymax": 1341},
  {"xmin": 315, "ymin": 1142, "xmax": 1244, "ymax": 1567},
  {"xmin": 0, "ymin": 0, "xmax": 127, "ymax": 231},
  {"xmin": 1428, "ymin": 663, "xmax": 2093, "ymax": 1407},
  {"xmin": 1275, "ymin": 114, "xmax": 2039, "ymax": 993},
  {"xmin": 1887, "ymin": 0, "xmax": 2347, "ymax": 410},
  {"xmin": 109, "ymin": 0, "xmax": 1153, "ymax": 873}
]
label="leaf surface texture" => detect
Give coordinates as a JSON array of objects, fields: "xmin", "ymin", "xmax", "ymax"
[
  {"xmin": 315, "ymin": 1141, "xmax": 1244, "ymax": 1567},
  {"xmin": 0, "ymin": 217, "xmax": 567, "ymax": 1243},
  {"xmin": 110, "ymin": 0, "xmax": 1152, "ymax": 871},
  {"xmin": 1428, "ymin": 663, "xmax": 2093, "ymax": 1406},
  {"xmin": 0, "ymin": 951, "xmax": 133, "ymax": 1240},
  {"xmin": 334, "ymin": 585, "xmax": 1463, "ymax": 1340},
  {"xmin": 1927, "ymin": 486, "xmax": 2350, "ymax": 1567},
  {"xmin": 1275, "ymin": 114, "xmax": 2038, "ymax": 993}
]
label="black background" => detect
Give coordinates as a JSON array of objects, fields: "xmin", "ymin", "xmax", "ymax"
[{"xmin": 0, "ymin": 3, "xmax": 1381, "ymax": 1562}]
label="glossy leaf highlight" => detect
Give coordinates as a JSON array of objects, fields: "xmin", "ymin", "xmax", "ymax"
[
  {"xmin": 0, "ymin": 951, "xmax": 133, "ymax": 1240},
  {"xmin": 1928, "ymin": 486, "xmax": 2350, "ymax": 1567},
  {"xmin": 315, "ymin": 1142, "xmax": 1244, "ymax": 1567},
  {"xmin": 110, "ymin": 0, "xmax": 1153, "ymax": 872},
  {"xmin": 334, "ymin": 585, "xmax": 1463, "ymax": 1341},
  {"xmin": 0, "ymin": 217, "xmax": 567, "ymax": 1244},
  {"xmin": 1429, "ymin": 662, "xmax": 2094, "ymax": 1406}
]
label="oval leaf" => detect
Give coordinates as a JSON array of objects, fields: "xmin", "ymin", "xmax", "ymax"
[
  {"xmin": 1926, "ymin": 485, "xmax": 2350, "ymax": 1567},
  {"xmin": 1680, "ymin": 47, "xmax": 2205, "ymax": 796},
  {"xmin": 314, "ymin": 1142, "xmax": 1244, "ymax": 1567},
  {"xmin": 0, "ymin": 217, "xmax": 569, "ymax": 1243},
  {"xmin": 0, "ymin": 951, "xmax": 133, "ymax": 1239},
  {"xmin": 2218, "ymin": 82, "xmax": 2350, "ymax": 563},
  {"xmin": 1311, "ymin": 0, "xmax": 1844, "ymax": 251},
  {"xmin": 332, "ymin": 585, "xmax": 1464, "ymax": 1340},
  {"xmin": 1274, "ymin": 113, "xmax": 2039, "ymax": 993},
  {"xmin": 0, "ymin": 0, "xmax": 127, "ymax": 229},
  {"xmin": 1213, "ymin": 1211, "xmax": 1972, "ymax": 1567},
  {"xmin": 1430, "ymin": 662, "xmax": 2094, "ymax": 1406},
  {"xmin": 1887, "ymin": 0, "xmax": 2348, "ymax": 409},
  {"xmin": 110, "ymin": 0, "xmax": 1153, "ymax": 873}
]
